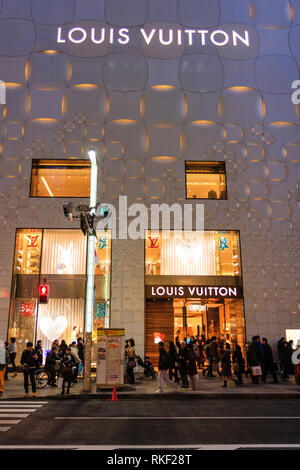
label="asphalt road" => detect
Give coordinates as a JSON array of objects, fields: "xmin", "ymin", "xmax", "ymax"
[{"xmin": 0, "ymin": 398, "xmax": 300, "ymax": 448}]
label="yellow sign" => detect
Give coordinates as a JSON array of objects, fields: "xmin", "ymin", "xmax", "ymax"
[{"xmin": 97, "ymin": 328, "xmax": 125, "ymax": 337}]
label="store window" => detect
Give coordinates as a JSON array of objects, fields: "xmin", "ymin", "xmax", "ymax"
[
  {"xmin": 145, "ymin": 230, "xmax": 241, "ymax": 276},
  {"xmin": 8, "ymin": 229, "xmax": 111, "ymax": 362},
  {"xmin": 30, "ymin": 159, "xmax": 91, "ymax": 198},
  {"xmin": 185, "ymin": 161, "xmax": 227, "ymax": 199}
]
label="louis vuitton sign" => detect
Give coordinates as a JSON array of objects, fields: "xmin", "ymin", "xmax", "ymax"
[
  {"xmin": 146, "ymin": 285, "xmax": 243, "ymax": 299},
  {"xmin": 56, "ymin": 22, "xmax": 258, "ymax": 59}
]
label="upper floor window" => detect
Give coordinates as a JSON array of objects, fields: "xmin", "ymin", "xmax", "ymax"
[
  {"xmin": 185, "ymin": 161, "xmax": 227, "ymax": 200},
  {"xmin": 30, "ymin": 159, "xmax": 91, "ymax": 198}
]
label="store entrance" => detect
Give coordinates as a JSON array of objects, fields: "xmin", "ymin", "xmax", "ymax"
[
  {"xmin": 174, "ymin": 298, "xmax": 245, "ymax": 348},
  {"xmin": 145, "ymin": 297, "xmax": 246, "ymax": 367}
]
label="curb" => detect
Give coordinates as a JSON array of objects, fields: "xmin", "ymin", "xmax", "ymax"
[{"xmin": 2, "ymin": 392, "xmax": 300, "ymax": 400}]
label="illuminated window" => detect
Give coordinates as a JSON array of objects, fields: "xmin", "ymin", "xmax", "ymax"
[
  {"xmin": 30, "ymin": 159, "xmax": 91, "ymax": 198},
  {"xmin": 145, "ymin": 230, "xmax": 241, "ymax": 276},
  {"xmin": 185, "ymin": 162, "xmax": 227, "ymax": 199},
  {"xmin": 8, "ymin": 228, "xmax": 111, "ymax": 363}
]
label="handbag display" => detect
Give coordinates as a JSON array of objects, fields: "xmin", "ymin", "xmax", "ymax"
[{"xmin": 251, "ymin": 365, "xmax": 262, "ymax": 376}]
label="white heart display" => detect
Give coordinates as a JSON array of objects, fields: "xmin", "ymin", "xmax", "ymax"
[
  {"xmin": 39, "ymin": 316, "xmax": 68, "ymax": 341},
  {"xmin": 176, "ymin": 243, "xmax": 202, "ymax": 265}
]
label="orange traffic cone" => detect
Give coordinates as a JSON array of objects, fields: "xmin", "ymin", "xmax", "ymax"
[{"xmin": 111, "ymin": 385, "xmax": 119, "ymax": 401}]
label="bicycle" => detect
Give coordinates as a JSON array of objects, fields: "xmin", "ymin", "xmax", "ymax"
[{"xmin": 34, "ymin": 368, "xmax": 50, "ymax": 389}]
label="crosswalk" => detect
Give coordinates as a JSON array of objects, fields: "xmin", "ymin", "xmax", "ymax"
[{"xmin": 0, "ymin": 401, "xmax": 48, "ymax": 432}]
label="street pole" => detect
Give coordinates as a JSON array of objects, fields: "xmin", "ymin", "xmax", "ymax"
[{"xmin": 83, "ymin": 148, "xmax": 98, "ymax": 392}]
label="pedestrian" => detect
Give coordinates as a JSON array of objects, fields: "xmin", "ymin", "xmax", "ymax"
[
  {"xmin": 186, "ymin": 343, "xmax": 198, "ymax": 390},
  {"xmin": 70, "ymin": 341, "xmax": 81, "ymax": 383},
  {"xmin": 156, "ymin": 342, "xmax": 178, "ymax": 393},
  {"xmin": 20, "ymin": 342, "xmax": 38, "ymax": 397},
  {"xmin": 287, "ymin": 340, "xmax": 295, "ymax": 375},
  {"xmin": 247, "ymin": 336, "xmax": 261, "ymax": 384},
  {"xmin": 0, "ymin": 340, "xmax": 9, "ymax": 396},
  {"xmin": 7, "ymin": 337, "xmax": 17, "ymax": 378},
  {"xmin": 126, "ymin": 338, "xmax": 136, "ymax": 386},
  {"xmin": 60, "ymin": 347, "xmax": 76, "ymax": 395},
  {"xmin": 277, "ymin": 337, "xmax": 285, "ymax": 371},
  {"xmin": 77, "ymin": 337, "xmax": 84, "ymax": 376},
  {"xmin": 261, "ymin": 338, "xmax": 278, "ymax": 383},
  {"xmin": 220, "ymin": 343, "xmax": 235, "ymax": 388},
  {"xmin": 168, "ymin": 341, "xmax": 180, "ymax": 383},
  {"xmin": 207, "ymin": 336, "xmax": 218, "ymax": 378},
  {"xmin": 179, "ymin": 341, "xmax": 189, "ymax": 388},
  {"xmin": 45, "ymin": 347, "xmax": 60, "ymax": 387},
  {"xmin": 232, "ymin": 343, "xmax": 245, "ymax": 385},
  {"xmin": 34, "ymin": 340, "xmax": 43, "ymax": 369},
  {"xmin": 281, "ymin": 341, "xmax": 292, "ymax": 381},
  {"xmin": 58, "ymin": 340, "xmax": 68, "ymax": 358},
  {"xmin": 52, "ymin": 339, "xmax": 59, "ymax": 352},
  {"xmin": 4, "ymin": 342, "xmax": 9, "ymax": 381}
]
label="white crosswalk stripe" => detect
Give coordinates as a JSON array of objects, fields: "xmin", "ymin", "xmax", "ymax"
[{"xmin": 0, "ymin": 401, "xmax": 47, "ymax": 432}]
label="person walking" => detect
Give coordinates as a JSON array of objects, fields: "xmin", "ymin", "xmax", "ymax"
[
  {"xmin": 261, "ymin": 338, "xmax": 278, "ymax": 383},
  {"xmin": 58, "ymin": 340, "xmax": 68, "ymax": 358},
  {"xmin": 221, "ymin": 343, "xmax": 235, "ymax": 387},
  {"xmin": 34, "ymin": 340, "xmax": 43, "ymax": 369},
  {"xmin": 179, "ymin": 341, "xmax": 189, "ymax": 388},
  {"xmin": 45, "ymin": 347, "xmax": 60, "ymax": 387},
  {"xmin": 4, "ymin": 342, "xmax": 9, "ymax": 381},
  {"xmin": 169, "ymin": 341, "xmax": 180, "ymax": 383},
  {"xmin": 7, "ymin": 337, "xmax": 17, "ymax": 378},
  {"xmin": 60, "ymin": 347, "xmax": 76, "ymax": 395},
  {"xmin": 156, "ymin": 342, "xmax": 178, "ymax": 393},
  {"xmin": 70, "ymin": 341, "xmax": 81, "ymax": 383},
  {"xmin": 281, "ymin": 341, "xmax": 292, "ymax": 381},
  {"xmin": 126, "ymin": 338, "xmax": 136, "ymax": 386},
  {"xmin": 207, "ymin": 336, "xmax": 218, "ymax": 378},
  {"xmin": 247, "ymin": 336, "xmax": 261, "ymax": 384},
  {"xmin": 77, "ymin": 337, "xmax": 84, "ymax": 376},
  {"xmin": 186, "ymin": 343, "xmax": 198, "ymax": 390},
  {"xmin": 232, "ymin": 343, "xmax": 245, "ymax": 385},
  {"xmin": 0, "ymin": 340, "xmax": 10, "ymax": 396},
  {"xmin": 20, "ymin": 342, "xmax": 38, "ymax": 397}
]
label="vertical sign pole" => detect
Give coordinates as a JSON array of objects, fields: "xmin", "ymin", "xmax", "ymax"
[{"xmin": 83, "ymin": 149, "xmax": 98, "ymax": 393}]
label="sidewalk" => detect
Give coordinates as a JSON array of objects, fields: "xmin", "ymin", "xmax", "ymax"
[{"xmin": 1, "ymin": 371, "xmax": 300, "ymax": 399}]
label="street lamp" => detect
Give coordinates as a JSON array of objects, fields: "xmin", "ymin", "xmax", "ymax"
[{"xmin": 83, "ymin": 148, "xmax": 98, "ymax": 392}]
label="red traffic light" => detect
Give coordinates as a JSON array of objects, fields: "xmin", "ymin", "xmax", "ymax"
[{"xmin": 39, "ymin": 284, "xmax": 49, "ymax": 304}]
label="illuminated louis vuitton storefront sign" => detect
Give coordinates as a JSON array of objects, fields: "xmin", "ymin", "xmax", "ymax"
[
  {"xmin": 57, "ymin": 24, "xmax": 251, "ymax": 49},
  {"xmin": 146, "ymin": 285, "xmax": 243, "ymax": 299}
]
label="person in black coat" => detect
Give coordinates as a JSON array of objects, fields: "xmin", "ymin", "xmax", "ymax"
[
  {"xmin": 45, "ymin": 347, "xmax": 60, "ymax": 387},
  {"xmin": 169, "ymin": 341, "xmax": 180, "ymax": 383},
  {"xmin": 262, "ymin": 338, "xmax": 277, "ymax": 383},
  {"xmin": 178, "ymin": 341, "xmax": 189, "ymax": 388},
  {"xmin": 281, "ymin": 341, "xmax": 292, "ymax": 380},
  {"xmin": 186, "ymin": 343, "xmax": 198, "ymax": 390},
  {"xmin": 232, "ymin": 343, "xmax": 245, "ymax": 385},
  {"xmin": 20, "ymin": 342, "xmax": 38, "ymax": 397},
  {"xmin": 60, "ymin": 348, "xmax": 76, "ymax": 395},
  {"xmin": 247, "ymin": 336, "xmax": 261, "ymax": 384},
  {"xmin": 156, "ymin": 342, "xmax": 178, "ymax": 393}
]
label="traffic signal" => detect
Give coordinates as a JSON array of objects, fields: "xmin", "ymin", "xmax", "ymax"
[
  {"xmin": 39, "ymin": 284, "xmax": 49, "ymax": 304},
  {"xmin": 63, "ymin": 202, "xmax": 73, "ymax": 222}
]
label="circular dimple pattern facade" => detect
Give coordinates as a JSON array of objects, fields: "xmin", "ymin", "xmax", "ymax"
[{"xmin": 0, "ymin": 0, "xmax": 300, "ymax": 353}]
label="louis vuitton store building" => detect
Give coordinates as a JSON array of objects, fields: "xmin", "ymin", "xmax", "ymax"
[{"xmin": 0, "ymin": 1, "xmax": 300, "ymax": 361}]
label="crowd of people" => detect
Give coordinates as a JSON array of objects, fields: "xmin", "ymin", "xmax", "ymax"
[
  {"xmin": 125, "ymin": 334, "xmax": 298, "ymax": 392},
  {"xmin": 0, "ymin": 337, "xmax": 84, "ymax": 397},
  {"xmin": 0, "ymin": 333, "xmax": 298, "ymax": 397}
]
